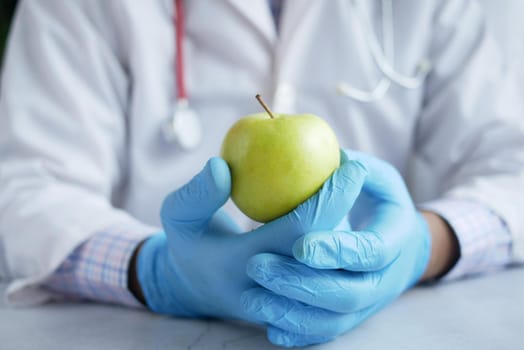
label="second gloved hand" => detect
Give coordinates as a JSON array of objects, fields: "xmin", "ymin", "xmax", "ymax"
[{"xmin": 244, "ymin": 151, "xmax": 432, "ymax": 347}]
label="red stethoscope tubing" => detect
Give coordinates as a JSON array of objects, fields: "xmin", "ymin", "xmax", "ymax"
[{"xmin": 174, "ymin": 0, "xmax": 187, "ymax": 100}]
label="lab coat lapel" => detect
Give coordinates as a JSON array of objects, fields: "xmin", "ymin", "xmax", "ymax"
[{"xmin": 225, "ymin": 0, "xmax": 277, "ymax": 45}]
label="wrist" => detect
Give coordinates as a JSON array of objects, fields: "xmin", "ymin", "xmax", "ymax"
[
  {"xmin": 419, "ymin": 211, "xmax": 460, "ymax": 282},
  {"xmin": 128, "ymin": 240, "xmax": 147, "ymax": 305}
]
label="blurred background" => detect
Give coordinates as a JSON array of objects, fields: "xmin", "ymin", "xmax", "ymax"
[{"xmin": 0, "ymin": 0, "xmax": 17, "ymax": 65}]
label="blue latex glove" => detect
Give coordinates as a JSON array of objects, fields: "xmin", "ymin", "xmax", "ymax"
[
  {"xmin": 137, "ymin": 156, "xmax": 368, "ymax": 324},
  {"xmin": 243, "ymin": 151, "xmax": 432, "ymax": 347}
]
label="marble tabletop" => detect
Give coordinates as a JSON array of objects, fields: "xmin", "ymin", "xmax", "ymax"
[{"xmin": 1, "ymin": 266, "xmax": 523, "ymax": 349}]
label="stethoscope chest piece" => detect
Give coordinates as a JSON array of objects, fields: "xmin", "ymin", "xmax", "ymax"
[{"xmin": 163, "ymin": 99, "xmax": 202, "ymax": 150}]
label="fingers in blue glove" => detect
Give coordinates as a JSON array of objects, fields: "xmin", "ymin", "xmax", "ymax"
[
  {"xmin": 160, "ymin": 157, "xmax": 231, "ymax": 237},
  {"xmin": 251, "ymin": 158, "xmax": 368, "ymax": 255},
  {"xmin": 343, "ymin": 150, "xmax": 406, "ymax": 200},
  {"xmin": 247, "ymin": 253, "xmax": 388, "ymax": 313},
  {"xmin": 267, "ymin": 327, "xmax": 335, "ymax": 348},
  {"xmin": 293, "ymin": 230, "xmax": 390, "ymax": 271},
  {"xmin": 242, "ymin": 287, "xmax": 378, "ymax": 345},
  {"xmin": 292, "ymin": 151, "xmax": 421, "ymax": 272},
  {"xmin": 292, "ymin": 219, "xmax": 430, "ymax": 287},
  {"xmin": 289, "ymin": 156, "xmax": 367, "ymax": 233}
]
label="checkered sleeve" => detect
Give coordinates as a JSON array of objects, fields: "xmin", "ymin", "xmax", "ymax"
[
  {"xmin": 420, "ymin": 199, "xmax": 513, "ymax": 281},
  {"xmin": 43, "ymin": 230, "xmax": 155, "ymax": 307}
]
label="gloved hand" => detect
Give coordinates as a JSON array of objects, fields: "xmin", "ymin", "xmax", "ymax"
[
  {"xmin": 243, "ymin": 151, "xmax": 432, "ymax": 347},
  {"xmin": 137, "ymin": 156, "xmax": 368, "ymax": 324}
]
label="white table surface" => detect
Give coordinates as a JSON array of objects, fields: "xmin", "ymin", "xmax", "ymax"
[{"xmin": 1, "ymin": 267, "xmax": 523, "ymax": 350}]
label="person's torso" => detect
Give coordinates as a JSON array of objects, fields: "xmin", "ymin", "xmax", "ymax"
[{"xmin": 107, "ymin": 0, "xmax": 436, "ymax": 227}]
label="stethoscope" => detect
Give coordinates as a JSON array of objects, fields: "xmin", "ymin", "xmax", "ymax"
[
  {"xmin": 162, "ymin": 0, "xmax": 203, "ymax": 149},
  {"xmin": 337, "ymin": 0, "xmax": 432, "ymax": 102},
  {"xmin": 163, "ymin": 0, "xmax": 432, "ymax": 148}
]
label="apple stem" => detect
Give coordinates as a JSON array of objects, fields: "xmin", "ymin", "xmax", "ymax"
[{"xmin": 256, "ymin": 94, "xmax": 275, "ymax": 119}]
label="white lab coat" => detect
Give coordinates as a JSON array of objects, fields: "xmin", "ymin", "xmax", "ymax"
[
  {"xmin": 1, "ymin": 0, "xmax": 524, "ymax": 305},
  {"xmin": 478, "ymin": 0, "xmax": 524, "ymax": 82}
]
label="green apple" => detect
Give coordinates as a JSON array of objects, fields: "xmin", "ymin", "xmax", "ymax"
[{"xmin": 220, "ymin": 97, "xmax": 340, "ymax": 222}]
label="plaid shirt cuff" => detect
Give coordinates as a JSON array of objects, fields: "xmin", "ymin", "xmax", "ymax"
[
  {"xmin": 43, "ymin": 230, "xmax": 155, "ymax": 307},
  {"xmin": 419, "ymin": 199, "xmax": 513, "ymax": 281}
]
